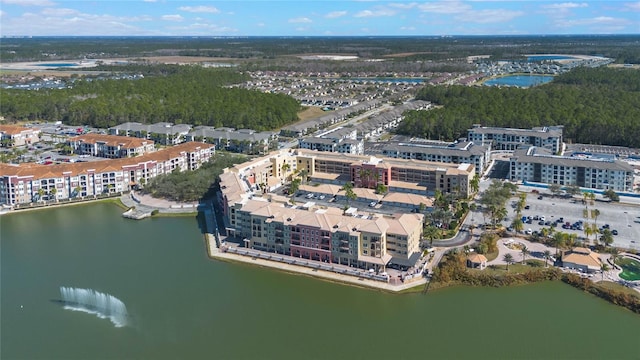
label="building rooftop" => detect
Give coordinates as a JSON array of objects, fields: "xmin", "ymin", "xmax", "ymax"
[
  {"xmin": 69, "ymin": 133, "xmax": 154, "ymax": 149},
  {"xmin": 511, "ymin": 147, "xmax": 634, "ymax": 172},
  {"xmin": 469, "ymin": 125, "xmax": 563, "ymax": 139}
]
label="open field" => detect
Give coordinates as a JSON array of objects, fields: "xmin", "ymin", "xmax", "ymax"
[{"xmin": 297, "ymin": 106, "xmax": 327, "ymax": 121}]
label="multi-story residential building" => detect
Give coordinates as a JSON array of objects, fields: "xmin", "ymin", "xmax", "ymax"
[
  {"xmin": 467, "ymin": 125, "xmax": 563, "ymax": 154},
  {"xmin": 226, "ymin": 198, "xmax": 424, "ymax": 269},
  {"xmin": 185, "ymin": 126, "xmax": 277, "ymax": 154},
  {"xmin": 67, "ymin": 134, "xmax": 155, "ymax": 158},
  {"xmin": 0, "ymin": 142, "xmax": 214, "ymax": 206},
  {"xmin": 299, "ymin": 137, "xmax": 364, "ymax": 155},
  {"xmin": 0, "ymin": 125, "xmax": 41, "ymax": 147},
  {"xmin": 297, "ymin": 150, "xmax": 474, "ymax": 197},
  {"xmin": 509, "ymin": 146, "xmax": 634, "ymax": 192},
  {"xmin": 109, "ymin": 122, "xmax": 192, "ymax": 145},
  {"xmin": 381, "ymin": 140, "xmax": 490, "ymax": 176}
]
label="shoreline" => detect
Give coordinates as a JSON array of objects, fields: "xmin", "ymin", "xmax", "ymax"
[{"xmin": 204, "ymin": 233, "xmax": 427, "ymax": 293}]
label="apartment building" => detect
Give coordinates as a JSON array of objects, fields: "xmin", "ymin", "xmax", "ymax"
[
  {"xmin": 299, "ymin": 137, "xmax": 364, "ymax": 155},
  {"xmin": 0, "ymin": 125, "xmax": 41, "ymax": 147},
  {"xmin": 109, "ymin": 122, "xmax": 192, "ymax": 145},
  {"xmin": 0, "ymin": 142, "xmax": 214, "ymax": 206},
  {"xmin": 226, "ymin": 198, "xmax": 424, "ymax": 269},
  {"xmin": 67, "ymin": 134, "xmax": 156, "ymax": 158},
  {"xmin": 381, "ymin": 140, "xmax": 490, "ymax": 176},
  {"xmin": 509, "ymin": 147, "xmax": 634, "ymax": 192},
  {"xmin": 185, "ymin": 126, "xmax": 277, "ymax": 154},
  {"xmin": 296, "ymin": 150, "xmax": 474, "ymax": 197},
  {"xmin": 468, "ymin": 125, "xmax": 563, "ymax": 154}
]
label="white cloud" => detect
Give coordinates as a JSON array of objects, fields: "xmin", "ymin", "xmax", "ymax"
[
  {"xmin": 354, "ymin": 9, "xmax": 396, "ymax": 17},
  {"xmin": 455, "ymin": 9, "xmax": 523, "ymax": 23},
  {"xmin": 562, "ymin": 16, "xmax": 631, "ymax": 26},
  {"xmin": 389, "ymin": 2, "xmax": 417, "ymax": 9},
  {"xmin": 165, "ymin": 22, "xmax": 237, "ymax": 34},
  {"xmin": 256, "ymin": 22, "xmax": 265, "ymax": 27},
  {"xmin": 624, "ymin": 1, "xmax": 640, "ymax": 11},
  {"xmin": 143, "ymin": 0, "xmax": 157, "ymax": 2},
  {"xmin": 288, "ymin": 17, "xmax": 312, "ymax": 23},
  {"xmin": 400, "ymin": 26, "xmax": 416, "ymax": 30},
  {"xmin": 178, "ymin": 6, "xmax": 220, "ymax": 14},
  {"xmin": 161, "ymin": 14, "xmax": 183, "ymax": 22},
  {"xmin": 418, "ymin": 1, "xmax": 471, "ymax": 14},
  {"xmin": 542, "ymin": 2, "xmax": 588, "ymax": 9},
  {"xmin": 41, "ymin": 7, "xmax": 77, "ymax": 16},
  {"xmin": 0, "ymin": 0, "xmax": 55, "ymax": 6},
  {"xmin": 325, "ymin": 10, "xmax": 347, "ymax": 19}
]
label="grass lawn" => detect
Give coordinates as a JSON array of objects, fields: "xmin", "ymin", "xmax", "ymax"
[
  {"xmin": 477, "ymin": 259, "xmax": 547, "ymax": 276},
  {"xmin": 595, "ymin": 281, "xmax": 640, "ymax": 299},
  {"xmin": 297, "ymin": 106, "xmax": 328, "ymax": 121},
  {"xmin": 484, "ymin": 250, "xmax": 499, "ymax": 262}
]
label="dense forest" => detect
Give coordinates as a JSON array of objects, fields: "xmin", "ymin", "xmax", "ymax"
[
  {"xmin": 2, "ymin": 35, "xmax": 639, "ymax": 64},
  {"xmin": 1, "ymin": 66, "xmax": 301, "ymax": 131},
  {"xmin": 144, "ymin": 153, "xmax": 247, "ymax": 202},
  {"xmin": 395, "ymin": 67, "xmax": 640, "ymax": 148}
]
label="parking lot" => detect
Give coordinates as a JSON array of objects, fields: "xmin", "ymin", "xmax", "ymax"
[{"xmin": 503, "ymin": 191, "xmax": 640, "ymax": 251}]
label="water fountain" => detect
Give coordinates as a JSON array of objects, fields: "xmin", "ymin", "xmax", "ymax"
[{"xmin": 58, "ymin": 287, "xmax": 129, "ymax": 328}]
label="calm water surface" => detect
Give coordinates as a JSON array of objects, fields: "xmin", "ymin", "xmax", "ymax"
[
  {"xmin": 2, "ymin": 203, "xmax": 639, "ymax": 359},
  {"xmin": 484, "ymin": 75, "xmax": 553, "ymax": 88}
]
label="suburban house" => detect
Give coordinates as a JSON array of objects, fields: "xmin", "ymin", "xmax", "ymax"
[{"xmin": 185, "ymin": 126, "xmax": 276, "ymax": 154}]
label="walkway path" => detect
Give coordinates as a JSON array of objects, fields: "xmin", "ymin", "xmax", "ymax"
[{"xmin": 120, "ymin": 191, "xmax": 201, "ymax": 214}]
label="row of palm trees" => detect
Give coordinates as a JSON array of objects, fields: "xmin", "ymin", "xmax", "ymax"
[{"xmin": 501, "ymin": 246, "xmax": 555, "ymax": 271}]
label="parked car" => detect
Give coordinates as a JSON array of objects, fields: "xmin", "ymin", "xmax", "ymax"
[{"xmin": 612, "ymin": 230, "xmax": 618, "ymax": 235}]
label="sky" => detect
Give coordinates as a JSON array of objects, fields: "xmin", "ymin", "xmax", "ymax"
[{"xmin": 0, "ymin": 0, "xmax": 638, "ymax": 37}]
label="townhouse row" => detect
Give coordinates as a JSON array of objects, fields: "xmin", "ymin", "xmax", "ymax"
[{"xmin": 0, "ymin": 142, "xmax": 215, "ymax": 206}]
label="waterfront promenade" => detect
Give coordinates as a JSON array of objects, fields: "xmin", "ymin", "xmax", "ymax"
[{"xmin": 204, "ymin": 234, "xmax": 427, "ymax": 292}]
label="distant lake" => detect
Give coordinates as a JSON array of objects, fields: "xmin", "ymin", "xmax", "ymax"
[
  {"xmin": 527, "ymin": 55, "xmax": 576, "ymax": 62},
  {"xmin": 484, "ymin": 75, "xmax": 554, "ymax": 88},
  {"xmin": 35, "ymin": 63, "xmax": 78, "ymax": 67}
]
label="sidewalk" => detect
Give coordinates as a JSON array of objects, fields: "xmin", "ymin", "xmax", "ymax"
[
  {"xmin": 205, "ymin": 234, "xmax": 427, "ymax": 293},
  {"xmin": 120, "ymin": 191, "xmax": 202, "ymax": 214}
]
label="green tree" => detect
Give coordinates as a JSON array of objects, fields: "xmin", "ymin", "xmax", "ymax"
[
  {"xmin": 503, "ymin": 253, "xmax": 514, "ymax": 272},
  {"xmin": 520, "ymin": 245, "xmax": 529, "ymax": 264},
  {"xmin": 340, "ymin": 181, "xmax": 357, "ymax": 207},
  {"xmin": 423, "ymin": 225, "xmax": 441, "ymax": 247},
  {"xmin": 603, "ymin": 189, "xmax": 620, "ymax": 202},
  {"xmin": 600, "ymin": 263, "xmax": 610, "ymax": 281},
  {"xmin": 543, "ymin": 250, "xmax": 552, "ymax": 268},
  {"xmin": 599, "ymin": 229, "xmax": 614, "ymax": 249}
]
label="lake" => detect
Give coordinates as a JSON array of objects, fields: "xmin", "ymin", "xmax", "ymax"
[
  {"xmin": 484, "ymin": 75, "xmax": 554, "ymax": 88},
  {"xmin": 2, "ymin": 202, "xmax": 639, "ymax": 359}
]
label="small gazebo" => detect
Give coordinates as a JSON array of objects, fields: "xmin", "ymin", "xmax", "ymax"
[{"xmin": 467, "ymin": 253, "xmax": 488, "ymax": 270}]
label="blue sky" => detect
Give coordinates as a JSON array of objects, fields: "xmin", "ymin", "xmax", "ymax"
[{"xmin": 1, "ymin": 0, "xmax": 638, "ymax": 36}]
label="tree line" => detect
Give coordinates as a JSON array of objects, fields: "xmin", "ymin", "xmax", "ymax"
[
  {"xmin": 1, "ymin": 66, "xmax": 301, "ymax": 131},
  {"xmin": 396, "ymin": 67, "xmax": 640, "ymax": 148},
  {"xmin": 144, "ymin": 153, "xmax": 247, "ymax": 202}
]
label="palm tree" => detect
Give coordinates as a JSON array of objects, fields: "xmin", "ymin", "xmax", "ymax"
[
  {"xmin": 600, "ymin": 263, "xmax": 609, "ymax": 281},
  {"xmin": 494, "ymin": 206, "xmax": 508, "ymax": 227},
  {"xmin": 599, "ymin": 229, "xmax": 614, "ymax": 249},
  {"xmin": 543, "ymin": 250, "xmax": 552, "ymax": 267},
  {"xmin": 49, "ymin": 188, "xmax": 58, "ymax": 202},
  {"xmin": 37, "ymin": 188, "xmax": 46, "ymax": 202},
  {"xmin": 423, "ymin": 225, "xmax": 441, "ymax": 247},
  {"xmin": 470, "ymin": 174, "xmax": 480, "ymax": 195},
  {"xmin": 521, "ymin": 245, "xmax": 529, "ymax": 264},
  {"xmin": 503, "ymin": 253, "xmax": 514, "ymax": 271},
  {"xmin": 591, "ymin": 208, "xmax": 600, "ymax": 226},
  {"xmin": 511, "ymin": 218, "xmax": 524, "ymax": 234},
  {"xmin": 340, "ymin": 181, "xmax": 357, "ymax": 207}
]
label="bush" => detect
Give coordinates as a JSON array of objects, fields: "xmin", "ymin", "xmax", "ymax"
[{"xmin": 151, "ymin": 209, "xmax": 159, "ymax": 216}]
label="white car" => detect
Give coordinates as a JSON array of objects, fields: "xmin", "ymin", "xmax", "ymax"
[
  {"xmin": 318, "ymin": 195, "xmax": 325, "ymax": 200},
  {"xmin": 369, "ymin": 201, "xmax": 377, "ymax": 207},
  {"xmin": 306, "ymin": 193, "xmax": 314, "ymax": 199},
  {"xmin": 525, "ymin": 229, "xmax": 533, "ymax": 235}
]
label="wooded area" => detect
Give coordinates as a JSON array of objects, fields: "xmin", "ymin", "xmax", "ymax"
[
  {"xmin": 395, "ymin": 67, "xmax": 640, "ymax": 148},
  {"xmin": 1, "ymin": 66, "xmax": 301, "ymax": 131}
]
